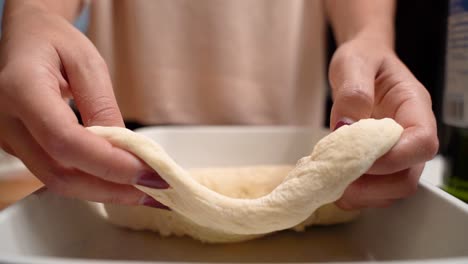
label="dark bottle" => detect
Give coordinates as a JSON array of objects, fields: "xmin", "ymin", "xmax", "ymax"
[{"xmin": 442, "ymin": 0, "xmax": 468, "ymax": 202}]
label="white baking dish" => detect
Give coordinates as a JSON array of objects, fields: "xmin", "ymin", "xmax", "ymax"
[{"xmin": 0, "ymin": 126, "xmax": 467, "ymax": 264}]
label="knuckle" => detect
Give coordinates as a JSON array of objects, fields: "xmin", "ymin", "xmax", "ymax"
[
  {"xmin": 337, "ymin": 83, "xmax": 374, "ymax": 109},
  {"xmin": 85, "ymin": 96, "xmax": 121, "ymax": 124},
  {"xmin": 331, "ymin": 45, "xmax": 360, "ymax": 67},
  {"xmin": 329, "ymin": 46, "xmax": 365, "ymax": 79},
  {"xmin": 411, "ymin": 82, "xmax": 433, "ymax": 104},
  {"xmin": 426, "ymin": 138, "xmax": 439, "ymax": 159},
  {"xmin": 80, "ymin": 53, "xmax": 109, "ymax": 73},
  {"xmin": 416, "ymin": 128, "xmax": 439, "ymax": 160}
]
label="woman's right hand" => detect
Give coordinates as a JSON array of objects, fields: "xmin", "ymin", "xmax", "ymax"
[{"xmin": 0, "ymin": 2, "xmax": 168, "ymax": 207}]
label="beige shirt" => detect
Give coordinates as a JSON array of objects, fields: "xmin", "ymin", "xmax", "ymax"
[{"xmin": 87, "ymin": 0, "xmax": 326, "ymax": 126}]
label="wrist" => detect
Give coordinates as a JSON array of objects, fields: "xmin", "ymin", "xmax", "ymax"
[
  {"xmin": 326, "ymin": 0, "xmax": 395, "ymax": 48},
  {"xmin": 340, "ymin": 24, "xmax": 395, "ymax": 51},
  {"xmin": 2, "ymin": 1, "xmax": 48, "ymax": 30},
  {"xmin": 3, "ymin": 0, "xmax": 81, "ymax": 28}
]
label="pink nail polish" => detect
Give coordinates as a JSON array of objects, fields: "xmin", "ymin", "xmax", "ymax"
[
  {"xmin": 334, "ymin": 118, "xmax": 354, "ymax": 131},
  {"xmin": 136, "ymin": 171, "xmax": 170, "ymax": 189},
  {"xmin": 140, "ymin": 195, "xmax": 170, "ymax": 210}
]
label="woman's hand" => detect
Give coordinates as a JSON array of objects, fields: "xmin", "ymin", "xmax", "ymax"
[
  {"xmin": 328, "ymin": 36, "xmax": 439, "ymax": 209},
  {"xmin": 0, "ymin": 2, "xmax": 167, "ymax": 207}
]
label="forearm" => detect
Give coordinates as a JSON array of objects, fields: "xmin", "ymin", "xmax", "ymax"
[
  {"xmin": 4, "ymin": 0, "xmax": 82, "ymax": 23},
  {"xmin": 325, "ymin": 0, "xmax": 395, "ymax": 47}
]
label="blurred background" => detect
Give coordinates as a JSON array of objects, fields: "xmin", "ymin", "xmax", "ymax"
[{"xmin": 0, "ymin": 0, "xmax": 448, "ymax": 130}]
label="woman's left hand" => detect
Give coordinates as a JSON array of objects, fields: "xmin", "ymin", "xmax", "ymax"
[{"xmin": 328, "ymin": 36, "xmax": 439, "ymax": 210}]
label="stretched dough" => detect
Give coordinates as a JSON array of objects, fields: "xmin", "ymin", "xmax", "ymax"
[{"xmin": 89, "ymin": 118, "xmax": 403, "ymax": 243}]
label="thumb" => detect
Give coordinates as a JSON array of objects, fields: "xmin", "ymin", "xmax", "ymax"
[
  {"xmin": 328, "ymin": 51, "xmax": 376, "ymax": 130},
  {"xmin": 57, "ymin": 32, "xmax": 123, "ymax": 127}
]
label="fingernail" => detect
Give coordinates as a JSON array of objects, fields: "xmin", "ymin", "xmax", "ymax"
[
  {"xmin": 333, "ymin": 118, "xmax": 354, "ymax": 131},
  {"xmin": 135, "ymin": 171, "xmax": 170, "ymax": 189},
  {"xmin": 140, "ymin": 195, "xmax": 170, "ymax": 210}
]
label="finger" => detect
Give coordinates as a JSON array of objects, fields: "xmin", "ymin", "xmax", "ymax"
[
  {"xmin": 0, "ymin": 117, "xmax": 144, "ymax": 205},
  {"xmin": 328, "ymin": 49, "xmax": 377, "ymax": 130},
  {"xmin": 369, "ymin": 125, "xmax": 437, "ymax": 175},
  {"xmin": 336, "ymin": 163, "xmax": 424, "ymax": 210},
  {"xmin": 5, "ymin": 44, "xmax": 166, "ymax": 187},
  {"xmin": 54, "ymin": 24, "xmax": 123, "ymax": 127},
  {"xmin": 368, "ymin": 59, "xmax": 438, "ymax": 175},
  {"xmin": 15, "ymin": 82, "xmax": 166, "ymax": 188},
  {"xmin": 50, "ymin": 30, "xmax": 169, "ymax": 186}
]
